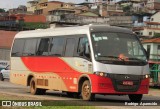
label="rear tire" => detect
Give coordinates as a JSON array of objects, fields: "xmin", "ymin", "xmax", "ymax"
[
  {"xmin": 81, "ymin": 80, "xmax": 95, "ymax": 101},
  {"xmin": 30, "ymin": 78, "xmax": 46, "ymax": 95},
  {"xmin": 128, "ymin": 94, "xmax": 143, "ymax": 102},
  {"xmin": 0, "ymin": 73, "xmax": 4, "ymax": 81}
]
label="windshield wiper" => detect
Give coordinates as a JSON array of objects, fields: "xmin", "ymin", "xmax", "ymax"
[
  {"xmin": 97, "ymin": 55, "xmax": 124, "ymax": 61},
  {"xmin": 128, "ymin": 58, "xmax": 146, "ymax": 62}
]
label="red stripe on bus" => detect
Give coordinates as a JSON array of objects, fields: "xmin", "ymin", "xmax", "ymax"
[{"xmin": 21, "ymin": 57, "xmax": 82, "ymax": 91}]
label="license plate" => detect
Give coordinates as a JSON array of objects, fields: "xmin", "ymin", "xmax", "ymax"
[{"xmin": 123, "ymin": 81, "xmax": 133, "ymax": 86}]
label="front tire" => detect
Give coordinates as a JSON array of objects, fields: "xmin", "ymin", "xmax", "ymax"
[
  {"xmin": 0, "ymin": 73, "xmax": 4, "ymax": 81},
  {"xmin": 81, "ymin": 80, "xmax": 95, "ymax": 101},
  {"xmin": 128, "ymin": 94, "xmax": 143, "ymax": 102},
  {"xmin": 30, "ymin": 78, "xmax": 46, "ymax": 95}
]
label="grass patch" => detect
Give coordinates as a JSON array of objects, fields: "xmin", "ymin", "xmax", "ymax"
[{"xmin": 0, "ymin": 93, "xmax": 98, "ymax": 109}]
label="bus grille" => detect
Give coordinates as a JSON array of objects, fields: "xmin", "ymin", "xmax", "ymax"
[{"xmin": 109, "ymin": 74, "xmax": 141, "ymax": 92}]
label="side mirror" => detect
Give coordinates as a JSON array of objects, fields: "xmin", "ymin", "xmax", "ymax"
[{"xmin": 143, "ymin": 48, "xmax": 149, "ymax": 60}]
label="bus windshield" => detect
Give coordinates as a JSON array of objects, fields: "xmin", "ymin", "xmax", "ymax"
[{"xmin": 91, "ymin": 32, "xmax": 147, "ymax": 65}]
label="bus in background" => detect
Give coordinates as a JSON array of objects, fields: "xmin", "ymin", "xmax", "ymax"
[{"xmin": 10, "ymin": 25, "xmax": 150, "ymax": 102}]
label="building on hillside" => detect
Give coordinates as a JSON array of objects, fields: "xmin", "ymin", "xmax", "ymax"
[
  {"xmin": 146, "ymin": 0, "xmax": 160, "ymax": 11},
  {"xmin": 27, "ymin": 0, "xmax": 39, "ymax": 13},
  {"xmin": 9, "ymin": 5, "xmax": 27, "ymax": 15},
  {"xmin": 109, "ymin": 16, "xmax": 132, "ymax": 27},
  {"xmin": 99, "ymin": 4, "xmax": 124, "ymax": 17},
  {"xmin": 0, "ymin": 30, "xmax": 17, "ymax": 61},
  {"xmin": 47, "ymin": 11, "xmax": 109, "ymax": 25},
  {"xmin": 142, "ymin": 38, "xmax": 160, "ymax": 61},
  {"xmin": 133, "ymin": 22, "xmax": 160, "ymax": 38},
  {"xmin": 74, "ymin": 5, "xmax": 89, "ymax": 14},
  {"xmin": 34, "ymin": 1, "xmax": 64, "ymax": 15},
  {"xmin": 150, "ymin": 11, "xmax": 160, "ymax": 22},
  {"xmin": 117, "ymin": 0, "xmax": 149, "ymax": 14},
  {"xmin": 133, "ymin": 15, "xmax": 150, "ymax": 27},
  {"xmin": 0, "ymin": 14, "xmax": 47, "ymax": 30},
  {"xmin": 133, "ymin": 11, "xmax": 160, "ymax": 38}
]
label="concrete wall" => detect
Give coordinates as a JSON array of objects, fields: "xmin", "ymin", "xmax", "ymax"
[
  {"xmin": 150, "ymin": 12, "xmax": 160, "ymax": 22},
  {"xmin": 24, "ymin": 15, "xmax": 46, "ymax": 23},
  {"xmin": 0, "ymin": 49, "xmax": 10, "ymax": 61},
  {"xmin": 141, "ymin": 28, "xmax": 160, "ymax": 37},
  {"xmin": 0, "ymin": 30, "xmax": 17, "ymax": 61}
]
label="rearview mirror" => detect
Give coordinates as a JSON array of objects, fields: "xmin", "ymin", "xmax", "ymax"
[{"xmin": 143, "ymin": 48, "xmax": 149, "ymax": 60}]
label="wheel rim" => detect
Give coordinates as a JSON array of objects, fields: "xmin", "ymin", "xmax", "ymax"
[
  {"xmin": 31, "ymin": 81, "xmax": 35, "ymax": 93},
  {"xmin": 83, "ymin": 84, "xmax": 90, "ymax": 98}
]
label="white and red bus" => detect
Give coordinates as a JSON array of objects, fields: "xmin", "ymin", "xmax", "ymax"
[{"xmin": 10, "ymin": 25, "xmax": 150, "ymax": 101}]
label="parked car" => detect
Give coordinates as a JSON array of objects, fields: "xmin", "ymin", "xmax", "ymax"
[{"xmin": 0, "ymin": 65, "xmax": 10, "ymax": 81}]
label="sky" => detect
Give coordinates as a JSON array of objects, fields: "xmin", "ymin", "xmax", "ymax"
[{"xmin": 0, "ymin": 0, "xmax": 83, "ymax": 10}]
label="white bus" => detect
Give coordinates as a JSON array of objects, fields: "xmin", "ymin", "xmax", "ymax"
[{"xmin": 10, "ymin": 25, "xmax": 150, "ymax": 101}]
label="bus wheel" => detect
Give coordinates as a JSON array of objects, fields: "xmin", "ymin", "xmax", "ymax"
[
  {"xmin": 0, "ymin": 73, "xmax": 4, "ymax": 81},
  {"xmin": 67, "ymin": 92, "xmax": 80, "ymax": 98},
  {"xmin": 30, "ymin": 78, "xmax": 38, "ymax": 95},
  {"xmin": 128, "ymin": 94, "xmax": 143, "ymax": 102},
  {"xmin": 81, "ymin": 80, "xmax": 95, "ymax": 101},
  {"xmin": 30, "ymin": 78, "xmax": 46, "ymax": 95}
]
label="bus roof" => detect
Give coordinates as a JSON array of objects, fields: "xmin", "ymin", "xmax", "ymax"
[{"xmin": 14, "ymin": 25, "xmax": 133, "ymax": 39}]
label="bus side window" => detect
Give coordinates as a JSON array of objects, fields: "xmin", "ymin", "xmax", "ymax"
[
  {"xmin": 11, "ymin": 39, "xmax": 25, "ymax": 57},
  {"xmin": 65, "ymin": 38, "xmax": 75, "ymax": 57},
  {"xmin": 36, "ymin": 38, "xmax": 50, "ymax": 56},
  {"xmin": 77, "ymin": 37, "xmax": 90, "ymax": 59},
  {"xmin": 22, "ymin": 39, "xmax": 37, "ymax": 56},
  {"xmin": 49, "ymin": 37, "xmax": 65, "ymax": 56}
]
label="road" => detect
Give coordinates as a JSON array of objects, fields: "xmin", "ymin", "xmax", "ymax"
[{"xmin": 0, "ymin": 80, "xmax": 160, "ymax": 109}]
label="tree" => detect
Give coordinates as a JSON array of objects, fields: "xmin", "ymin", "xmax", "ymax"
[
  {"xmin": 122, "ymin": 5, "xmax": 132, "ymax": 15},
  {"xmin": 153, "ymin": 33, "xmax": 160, "ymax": 38},
  {"xmin": 0, "ymin": 8, "xmax": 5, "ymax": 13}
]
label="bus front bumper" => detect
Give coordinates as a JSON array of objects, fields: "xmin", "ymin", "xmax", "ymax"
[{"xmin": 90, "ymin": 75, "xmax": 149, "ymax": 94}]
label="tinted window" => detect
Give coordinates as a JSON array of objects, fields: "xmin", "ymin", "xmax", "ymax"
[
  {"xmin": 49, "ymin": 37, "xmax": 65, "ymax": 56},
  {"xmin": 77, "ymin": 37, "xmax": 88, "ymax": 54},
  {"xmin": 36, "ymin": 38, "xmax": 50, "ymax": 56},
  {"xmin": 11, "ymin": 39, "xmax": 25, "ymax": 57},
  {"xmin": 23, "ymin": 39, "xmax": 37, "ymax": 56},
  {"xmin": 65, "ymin": 38, "xmax": 75, "ymax": 57}
]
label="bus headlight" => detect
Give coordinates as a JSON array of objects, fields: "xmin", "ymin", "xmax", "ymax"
[
  {"xmin": 143, "ymin": 74, "xmax": 150, "ymax": 79},
  {"xmin": 94, "ymin": 72, "xmax": 108, "ymax": 77}
]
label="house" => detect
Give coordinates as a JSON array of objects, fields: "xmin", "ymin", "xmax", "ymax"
[
  {"xmin": 142, "ymin": 38, "xmax": 160, "ymax": 61},
  {"xmin": 133, "ymin": 11, "xmax": 160, "ymax": 37},
  {"xmin": 34, "ymin": 1, "xmax": 77, "ymax": 16},
  {"xmin": 146, "ymin": 0, "xmax": 160, "ymax": 11},
  {"xmin": 9, "ymin": 5, "xmax": 27, "ymax": 15},
  {"xmin": 100, "ymin": 4, "xmax": 124, "ymax": 17},
  {"xmin": 27, "ymin": 0, "xmax": 39, "ymax": 13},
  {"xmin": 133, "ymin": 15, "xmax": 150, "ymax": 27},
  {"xmin": 150, "ymin": 11, "xmax": 160, "ymax": 22}
]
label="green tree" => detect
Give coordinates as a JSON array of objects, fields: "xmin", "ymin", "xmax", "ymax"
[
  {"xmin": 153, "ymin": 33, "xmax": 160, "ymax": 38},
  {"xmin": 0, "ymin": 8, "xmax": 5, "ymax": 12},
  {"xmin": 122, "ymin": 5, "xmax": 132, "ymax": 15}
]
